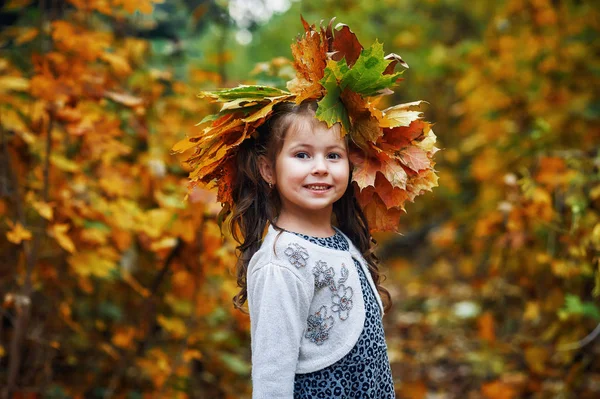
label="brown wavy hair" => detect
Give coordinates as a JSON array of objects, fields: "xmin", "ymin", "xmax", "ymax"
[{"xmin": 227, "ymin": 101, "xmax": 391, "ymax": 313}]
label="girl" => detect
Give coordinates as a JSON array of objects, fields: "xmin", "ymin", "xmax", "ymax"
[{"xmin": 230, "ymin": 101, "xmax": 395, "ymax": 398}]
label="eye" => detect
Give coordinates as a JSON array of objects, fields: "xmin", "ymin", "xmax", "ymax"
[
  {"xmin": 294, "ymin": 152, "xmax": 310, "ymax": 159},
  {"xmin": 327, "ymin": 152, "xmax": 343, "ymax": 160}
]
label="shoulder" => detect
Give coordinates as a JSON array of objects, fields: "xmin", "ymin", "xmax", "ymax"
[{"xmin": 248, "ymin": 229, "xmax": 315, "ymax": 281}]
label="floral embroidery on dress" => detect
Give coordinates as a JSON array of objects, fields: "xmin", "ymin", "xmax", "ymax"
[
  {"xmin": 313, "ymin": 260, "xmax": 335, "ymax": 290},
  {"xmin": 305, "ymin": 306, "xmax": 334, "ymax": 345},
  {"xmin": 284, "ymin": 243, "xmax": 309, "ymax": 268},
  {"xmin": 331, "ymin": 284, "xmax": 354, "ymax": 320},
  {"xmin": 338, "ymin": 263, "xmax": 349, "ymax": 284}
]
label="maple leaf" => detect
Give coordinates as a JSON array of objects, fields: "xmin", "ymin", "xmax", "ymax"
[
  {"xmin": 349, "ymin": 146, "xmax": 380, "ymax": 189},
  {"xmin": 341, "ymin": 41, "xmax": 403, "ymax": 96},
  {"xmin": 290, "ymin": 17, "xmax": 328, "ymax": 83},
  {"xmin": 357, "ymin": 191, "xmax": 403, "ymax": 232},
  {"xmin": 331, "ymin": 23, "xmax": 363, "ymax": 67},
  {"xmin": 405, "ymin": 169, "xmax": 439, "ymax": 202},
  {"xmin": 380, "ymin": 100, "xmax": 427, "ymax": 128},
  {"xmin": 379, "ymin": 119, "xmax": 429, "ymax": 150},
  {"xmin": 316, "ymin": 42, "xmax": 402, "ymax": 130},
  {"xmin": 379, "ymin": 152, "xmax": 409, "ymax": 189},
  {"xmin": 340, "ymin": 90, "xmax": 385, "ymax": 152},
  {"xmin": 372, "ymin": 173, "xmax": 410, "ymax": 210},
  {"xmin": 316, "ymin": 62, "xmax": 350, "ymax": 131},
  {"xmin": 398, "ymin": 146, "xmax": 431, "ymax": 172}
]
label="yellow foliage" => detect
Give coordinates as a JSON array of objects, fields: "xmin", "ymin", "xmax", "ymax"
[
  {"xmin": 68, "ymin": 251, "xmax": 116, "ymax": 278},
  {"xmin": 6, "ymin": 221, "xmax": 32, "ymax": 244}
]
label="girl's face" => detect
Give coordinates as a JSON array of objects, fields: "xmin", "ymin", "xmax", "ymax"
[{"xmin": 261, "ymin": 116, "xmax": 350, "ymax": 220}]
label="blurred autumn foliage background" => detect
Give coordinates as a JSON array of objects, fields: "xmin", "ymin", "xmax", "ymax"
[{"xmin": 0, "ymin": 0, "xmax": 599, "ymax": 398}]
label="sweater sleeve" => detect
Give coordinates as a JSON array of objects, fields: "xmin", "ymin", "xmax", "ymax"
[{"xmin": 247, "ymin": 262, "xmax": 311, "ymax": 399}]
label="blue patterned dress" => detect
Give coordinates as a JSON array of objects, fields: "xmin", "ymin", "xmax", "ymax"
[{"xmin": 290, "ymin": 229, "xmax": 395, "ymax": 398}]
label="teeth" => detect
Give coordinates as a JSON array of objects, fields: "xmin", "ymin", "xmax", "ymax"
[{"xmin": 306, "ymin": 185, "xmax": 329, "ymax": 190}]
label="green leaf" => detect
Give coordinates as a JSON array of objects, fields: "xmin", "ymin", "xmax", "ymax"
[
  {"xmin": 341, "ymin": 41, "xmax": 402, "ymax": 96},
  {"xmin": 561, "ymin": 294, "xmax": 600, "ymax": 320},
  {"xmin": 316, "ymin": 63, "xmax": 350, "ymax": 131},
  {"xmin": 219, "ymin": 353, "xmax": 251, "ymax": 375},
  {"xmin": 199, "ymin": 85, "xmax": 290, "ymax": 101}
]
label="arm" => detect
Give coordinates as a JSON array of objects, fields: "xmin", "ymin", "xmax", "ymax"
[{"xmin": 247, "ymin": 262, "xmax": 311, "ymax": 399}]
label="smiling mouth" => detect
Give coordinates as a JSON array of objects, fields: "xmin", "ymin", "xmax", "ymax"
[{"xmin": 304, "ymin": 184, "xmax": 332, "ymax": 191}]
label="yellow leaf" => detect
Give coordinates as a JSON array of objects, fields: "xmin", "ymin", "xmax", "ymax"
[
  {"xmin": 157, "ymin": 315, "xmax": 187, "ymax": 338},
  {"xmin": 381, "ymin": 100, "xmax": 426, "ymax": 128},
  {"xmin": 6, "ymin": 221, "xmax": 32, "ymax": 244},
  {"xmin": 0, "ymin": 76, "xmax": 29, "ymax": 93},
  {"xmin": 68, "ymin": 251, "xmax": 116, "ymax": 278},
  {"xmin": 50, "ymin": 154, "xmax": 79, "ymax": 172},
  {"xmin": 100, "ymin": 52, "xmax": 132, "ymax": 76},
  {"xmin": 524, "ymin": 346, "xmax": 549, "ymax": 374},
  {"xmin": 49, "ymin": 224, "xmax": 76, "ymax": 253},
  {"xmin": 523, "ymin": 301, "xmax": 540, "ymax": 321},
  {"xmin": 0, "ymin": 344, "xmax": 5, "ymax": 357},
  {"xmin": 80, "ymin": 228, "xmax": 108, "ymax": 245},
  {"xmin": 32, "ymin": 201, "xmax": 53, "ymax": 220},
  {"xmin": 171, "ymin": 137, "xmax": 198, "ymax": 154}
]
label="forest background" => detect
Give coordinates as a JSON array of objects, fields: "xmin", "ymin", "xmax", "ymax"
[{"xmin": 0, "ymin": 0, "xmax": 598, "ymax": 398}]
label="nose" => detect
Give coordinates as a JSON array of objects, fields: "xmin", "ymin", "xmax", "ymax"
[{"xmin": 312, "ymin": 155, "xmax": 328, "ymax": 175}]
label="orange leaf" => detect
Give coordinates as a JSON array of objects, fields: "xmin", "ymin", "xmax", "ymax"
[
  {"xmin": 291, "ymin": 17, "xmax": 328, "ymax": 83},
  {"xmin": 372, "ymin": 173, "xmax": 409, "ymax": 210},
  {"xmin": 112, "ymin": 327, "xmax": 136, "ymax": 348},
  {"xmin": 482, "ymin": 380, "xmax": 516, "ymax": 399},
  {"xmin": 400, "ymin": 380, "xmax": 427, "ymax": 399},
  {"xmin": 350, "ymin": 148, "xmax": 380, "ymax": 189},
  {"xmin": 380, "ymin": 119, "xmax": 427, "ymax": 149},
  {"xmin": 379, "ymin": 153, "xmax": 409, "ymax": 189},
  {"xmin": 477, "ymin": 311, "xmax": 496, "ymax": 343},
  {"xmin": 398, "ymin": 146, "xmax": 430, "ymax": 172},
  {"xmin": 358, "ymin": 191, "xmax": 403, "ymax": 232}
]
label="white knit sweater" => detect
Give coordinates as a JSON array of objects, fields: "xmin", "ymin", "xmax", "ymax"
[{"xmin": 247, "ymin": 224, "xmax": 384, "ymax": 398}]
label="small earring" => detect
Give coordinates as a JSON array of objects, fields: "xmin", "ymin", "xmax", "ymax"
[{"xmin": 268, "ymin": 182, "xmax": 273, "ymax": 189}]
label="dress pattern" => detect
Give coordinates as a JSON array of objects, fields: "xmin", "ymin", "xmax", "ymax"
[{"xmin": 291, "ymin": 230, "xmax": 395, "ymax": 398}]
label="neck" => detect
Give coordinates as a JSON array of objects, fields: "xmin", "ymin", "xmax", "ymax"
[{"xmin": 276, "ymin": 206, "xmax": 335, "ymax": 238}]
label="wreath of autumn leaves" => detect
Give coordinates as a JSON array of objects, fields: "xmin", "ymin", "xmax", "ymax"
[{"xmin": 173, "ymin": 17, "xmax": 439, "ymax": 232}]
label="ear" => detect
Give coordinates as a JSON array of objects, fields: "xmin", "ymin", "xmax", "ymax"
[{"xmin": 257, "ymin": 155, "xmax": 275, "ymax": 186}]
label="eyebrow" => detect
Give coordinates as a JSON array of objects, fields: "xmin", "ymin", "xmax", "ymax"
[{"xmin": 288, "ymin": 143, "xmax": 347, "ymax": 151}]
